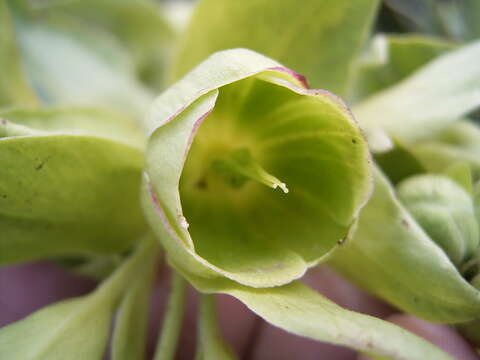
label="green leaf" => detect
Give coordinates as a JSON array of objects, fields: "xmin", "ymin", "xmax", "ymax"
[
  {"xmin": 111, "ymin": 242, "xmax": 158, "ymax": 360},
  {"xmin": 172, "ymin": 0, "xmax": 379, "ymax": 95},
  {"xmin": 397, "ymin": 174, "xmax": 479, "ymax": 265},
  {"xmin": 0, "ymin": 132, "xmax": 146, "ymax": 264},
  {"xmin": 475, "ymin": 182, "xmax": 480, "ymax": 226},
  {"xmin": 12, "ymin": 9, "xmax": 153, "ymax": 115},
  {"xmin": 71, "ymin": 254, "xmax": 122, "ymax": 281},
  {"xmin": 153, "ymin": 272, "xmax": 187, "ymax": 360},
  {"xmin": 0, "ymin": 107, "xmax": 145, "ymax": 149},
  {"xmin": 32, "ymin": 0, "xmax": 174, "ymax": 91},
  {"xmin": 226, "ymin": 281, "xmax": 452, "ymax": 360},
  {"xmin": 195, "ymin": 294, "xmax": 237, "ymax": 360},
  {"xmin": 412, "ymin": 120, "xmax": 480, "ymax": 179},
  {"xmin": 354, "ymin": 40, "xmax": 480, "ymax": 143},
  {"xmin": 142, "ymin": 48, "xmax": 372, "ymax": 288},
  {"xmin": 0, "ymin": 239, "xmax": 157, "ymax": 360},
  {"xmin": 458, "ymin": 318, "xmax": 480, "ymax": 348},
  {"xmin": 171, "ymin": 275, "xmax": 451, "ymax": 360},
  {"xmin": 383, "ymin": 0, "xmax": 441, "ymax": 34},
  {"xmin": 460, "ymin": 0, "xmax": 480, "ymax": 40},
  {"xmin": 0, "ymin": 0, "xmax": 37, "ymax": 107},
  {"xmin": 444, "ymin": 161, "xmax": 474, "ymax": 194},
  {"xmin": 330, "ymin": 166, "xmax": 480, "ymax": 323},
  {"xmin": 374, "ymin": 139, "xmax": 425, "ymax": 184},
  {"xmin": 349, "ymin": 34, "xmax": 455, "ymax": 102},
  {"xmin": 384, "ymin": 0, "xmax": 480, "ymax": 41}
]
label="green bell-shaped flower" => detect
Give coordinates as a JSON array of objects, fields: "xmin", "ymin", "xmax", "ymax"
[{"xmin": 142, "ymin": 48, "xmax": 373, "ymax": 289}]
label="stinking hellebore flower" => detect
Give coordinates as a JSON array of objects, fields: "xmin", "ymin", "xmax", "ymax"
[
  {"xmin": 139, "ymin": 49, "xmax": 453, "ymax": 360},
  {"xmin": 141, "ymin": 48, "xmax": 373, "ymax": 289}
]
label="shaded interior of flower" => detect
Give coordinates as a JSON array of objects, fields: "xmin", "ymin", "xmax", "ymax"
[
  {"xmin": 210, "ymin": 147, "xmax": 289, "ymax": 193},
  {"xmin": 178, "ymin": 77, "xmax": 370, "ymax": 282}
]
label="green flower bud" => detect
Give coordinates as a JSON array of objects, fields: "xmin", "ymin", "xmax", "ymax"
[{"xmin": 397, "ymin": 175, "xmax": 479, "ymax": 265}]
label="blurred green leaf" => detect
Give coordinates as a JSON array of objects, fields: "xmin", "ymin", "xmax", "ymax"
[
  {"xmin": 0, "ymin": 124, "xmax": 145, "ymax": 264},
  {"xmin": 233, "ymin": 282, "xmax": 452, "ymax": 359},
  {"xmin": 0, "ymin": 0, "xmax": 37, "ymax": 107},
  {"xmin": 412, "ymin": 120, "xmax": 480, "ymax": 179},
  {"xmin": 0, "ymin": 239, "xmax": 157, "ymax": 360},
  {"xmin": 172, "ymin": 0, "xmax": 379, "ymax": 95},
  {"xmin": 203, "ymin": 280, "xmax": 451, "ymax": 360},
  {"xmin": 383, "ymin": 0, "xmax": 442, "ymax": 34},
  {"xmin": 34, "ymin": 0, "xmax": 174, "ymax": 90},
  {"xmin": 374, "ymin": 139, "xmax": 425, "ymax": 184},
  {"xmin": 460, "ymin": 0, "xmax": 480, "ymax": 40},
  {"xmin": 0, "ymin": 106, "xmax": 145, "ymax": 148},
  {"xmin": 330, "ymin": 167, "xmax": 480, "ymax": 323},
  {"xmin": 397, "ymin": 174, "xmax": 479, "ymax": 265},
  {"xmin": 355, "ymin": 40, "xmax": 480, "ymax": 143},
  {"xmin": 384, "ymin": 0, "xmax": 480, "ymax": 42},
  {"xmin": 12, "ymin": 9, "xmax": 153, "ymax": 115},
  {"xmin": 458, "ymin": 318, "xmax": 480, "ymax": 348},
  {"xmin": 350, "ymin": 34, "xmax": 455, "ymax": 102},
  {"xmin": 444, "ymin": 161, "xmax": 474, "ymax": 194}
]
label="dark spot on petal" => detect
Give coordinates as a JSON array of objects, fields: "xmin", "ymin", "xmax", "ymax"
[
  {"xmin": 401, "ymin": 219, "xmax": 409, "ymax": 229},
  {"xmin": 35, "ymin": 156, "xmax": 52, "ymax": 171},
  {"xmin": 196, "ymin": 178, "xmax": 208, "ymax": 190},
  {"xmin": 351, "ymin": 138, "xmax": 357, "ymax": 144}
]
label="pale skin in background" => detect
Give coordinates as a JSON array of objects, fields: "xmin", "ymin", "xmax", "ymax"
[{"xmin": 0, "ymin": 257, "xmax": 478, "ymax": 360}]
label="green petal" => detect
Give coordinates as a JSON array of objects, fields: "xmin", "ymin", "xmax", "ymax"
[
  {"xmin": 330, "ymin": 166, "xmax": 480, "ymax": 323},
  {"xmin": 172, "ymin": 0, "xmax": 379, "ymax": 95},
  {"xmin": 142, "ymin": 49, "xmax": 372, "ymax": 288}
]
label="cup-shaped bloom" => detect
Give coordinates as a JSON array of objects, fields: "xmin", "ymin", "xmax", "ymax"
[{"xmin": 142, "ymin": 49, "xmax": 372, "ymax": 288}]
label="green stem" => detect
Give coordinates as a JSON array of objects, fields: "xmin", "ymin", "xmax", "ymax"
[
  {"xmin": 111, "ymin": 242, "xmax": 159, "ymax": 360},
  {"xmin": 195, "ymin": 294, "xmax": 238, "ymax": 360},
  {"xmin": 153, "ymin": 271, "xmax": 187, "ymax": 360},
  {"xmin": 90, "ymin": 237, "xmax": 158, "ymax": 307}
]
